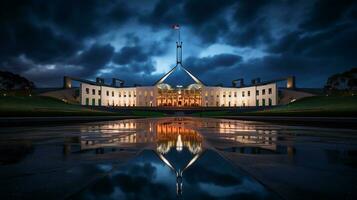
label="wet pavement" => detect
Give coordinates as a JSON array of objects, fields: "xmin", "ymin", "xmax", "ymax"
[{"xmin": 0, "ymin": 117, "xmax": 356, "ymax": 199}]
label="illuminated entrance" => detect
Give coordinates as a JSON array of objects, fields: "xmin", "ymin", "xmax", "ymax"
[{"xmin": 157, "ymin": 83, "xmax": 202, "ymax": 107}]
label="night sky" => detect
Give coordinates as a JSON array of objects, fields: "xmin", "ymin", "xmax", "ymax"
[{"xmin": 1, "ymin": 0, "xmax": 356, "ymax": 88}]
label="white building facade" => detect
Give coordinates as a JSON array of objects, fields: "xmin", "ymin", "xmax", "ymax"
[{"xmin": 80, "ymin": 82, "xmax": 278, "ymax": 107}]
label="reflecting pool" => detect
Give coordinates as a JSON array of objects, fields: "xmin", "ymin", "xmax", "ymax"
[{"xmin": 0, "ymin": 117, "xmax": 356, "ymax": 200}]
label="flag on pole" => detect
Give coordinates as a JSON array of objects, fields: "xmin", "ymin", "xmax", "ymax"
[{"xmin": 172, "ymin": 24, "xmax": 180, "ymax": 30}]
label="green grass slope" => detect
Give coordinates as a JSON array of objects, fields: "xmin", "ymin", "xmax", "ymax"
[
  {"xmin": 193, "ymin": 96, "xmax": 357, "ymax": 117},
  {"xmin": 0, "ymin": 96, "xmax": 166, "ymax": 117},
  {"xmin": 252, "ymin": 96, "xmax": 357, "ymax": 116},
  {"xmin": 0, "ymin": 96, "xmax": 115, "ymax": 117}
]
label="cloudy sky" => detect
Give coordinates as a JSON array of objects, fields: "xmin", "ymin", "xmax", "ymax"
[{"xmin": 1, "ymin": 0, "xmax": 356, "ymax": 88}]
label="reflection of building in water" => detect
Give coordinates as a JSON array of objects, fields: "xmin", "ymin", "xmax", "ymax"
[
  {"xmin": 153, "ymin": 122, "xmax": 203, "ymax": 197},
  {"xmin": 156, "ymin": 123, "xmax": 203, "ymax": 154},
  {"xmin": 199, "ymin": 119, "xmax": 280, "ymax": 152},
  {"xmin": 79, "ymin": 120, "xmax": 158, "ymax": 150},
  {"xmin": 75, "ymin": 118, "xmax": 291, "ymax": 156}
]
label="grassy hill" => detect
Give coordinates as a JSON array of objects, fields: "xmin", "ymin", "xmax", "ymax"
[
  {"xmin": 0, "ymin": 96, "xmax": 165, "ymax": 117},
  {"xmin": 193, "ymin": 96, "xmax": 357, "ymax": 117},
  {"xmin": 250, "ymin": 96, "xmax": 357, "ymax": 117}
]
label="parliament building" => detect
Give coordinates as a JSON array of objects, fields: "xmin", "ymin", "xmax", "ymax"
[{"xmin": 61, "ymin": 32, "xmax": 298, "ymax": 108}]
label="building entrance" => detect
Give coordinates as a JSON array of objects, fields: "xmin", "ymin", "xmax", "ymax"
[{"xmin": 157, "ymin": 84, "xmax": 202, "ymax": 107}]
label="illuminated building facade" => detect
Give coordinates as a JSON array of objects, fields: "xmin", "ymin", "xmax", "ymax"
[{"xmin": 68, "ymin": 29, "xmax": 296, "ymax": 107}]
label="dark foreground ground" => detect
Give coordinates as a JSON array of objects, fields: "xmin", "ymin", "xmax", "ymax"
[{"xmin": 0, "ymin": 117, "xmax": 356, "ymax": 200}]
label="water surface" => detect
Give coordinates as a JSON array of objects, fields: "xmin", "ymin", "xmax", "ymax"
[{"xmin": 0, "ymin": 117, "xmax": 356, "ymax": 200}]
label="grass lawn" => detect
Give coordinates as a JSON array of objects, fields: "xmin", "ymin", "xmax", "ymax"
[
  {"xmin": 191, "ymin": 111, "xmax": 230, "ymax": 117},
  {"xmin": 131, "ymin": 110, "xmax": 167, "ymax": 117},
  {"xmin": 0, "ymin": 96, "xmax": 165, "ymax": 117},
  {"xmin": 193, "ymin": 96, "xmax": 357, "ymax": 117}
]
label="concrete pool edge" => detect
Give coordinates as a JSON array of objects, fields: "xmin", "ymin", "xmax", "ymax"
[
  {"xmin": 0, "ymin": 116, "xmax": 147, "ymax": 127},
  {"xmin": 209, "ymin": 116, "xmax": 357, "ymax": 129},
  {"xmin": 1, "ymin": 115, "xmax": 357, "ymax": 129}
]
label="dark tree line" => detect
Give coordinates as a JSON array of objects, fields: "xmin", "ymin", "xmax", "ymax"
[{"xmin": 324, "ymin": 68, "xmax": 357, "ymax": 95}]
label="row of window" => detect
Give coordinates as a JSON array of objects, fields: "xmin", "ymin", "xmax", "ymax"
[
  {"xmin": 256, "ymin": 98, "xmax": 273, "ymax": 106},
  {"xmin": 85, "ymin": 98, "xmax": 136, "ymax": 106},
  {"xmin": 207, "ymin": 98, "xmax": 273, "ymax": 107},
  {"xmin": 206, "ymin": 88, "xmax": 273, "ymax": 98},
  {"xmin": 85, "ymin": 88, "xmax": 273, "ymax": 98},
  {"xmin": 85, "ymin": 88, "xmax": 137, "ymax": 97},
  {"xmin": 85, "ymin": 98, "xmax": 273, "ymax": 107}
]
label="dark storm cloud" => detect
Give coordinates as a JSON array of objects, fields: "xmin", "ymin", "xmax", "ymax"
[
  {"xmin": 183, "ymin": 0, "xmax": 235, "ymax": 26},
  {"xmin": 73, "ymin": 43, "xmax": 115, "ymax": 75},
  {"xmin": 0, "ymin": 0, "xmax": 356, "ymax": 87},
  {"xmin": 269, "ymin": 23, "xmax": 357, "ymax": 59},
  {"xmin": 28, "ymin": 0, "xmax": 133, "ymax": 38},
  {"xmin": 233, "ymin": 0, "xmax": 269, "ymax": 25},
  {"xmin": 227, "ymin": 19, "xmax": 273, "ymax": 47},
  {"xmin": 112, "ymin": 34, "xmax": 168, "ymax": 75},
  {"xmin": 0, "ymin": 0, "xmax": 133, "ymax": 85},
  {"xmin": 142, "ymin": 0, "xmax": 234, "ymax": 44},
  {"xmin": 300, "ymin": 0, "xmax": 355, "ymax": 31},
  {"xmin": 113, "ymin": 46, "xmax": 149, "ymax": 65},
  {"xmin": 0, "ymin": 21, "xmax": 81, "ymax": 63},
  {"xmin": 185, "ymin": 54, "xmax": 242, "ymax": 75}
]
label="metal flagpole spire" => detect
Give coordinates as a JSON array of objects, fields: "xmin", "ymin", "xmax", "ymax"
[
  {"xmin": 174, "ymin": 24, "xmax": 182, "ymax": 65},
  {"xmin": 152, "ymin": 24, "xmax": 205, "ymax": 86}
]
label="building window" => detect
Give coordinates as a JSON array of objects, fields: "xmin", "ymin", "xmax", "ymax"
[
  {"xmin": 216, "ymin": 95, "xmax": 219, "ymax": 98},
  {"xmin": 85, "ymin": 98, "xmax": 89, "ymax": 105},
  {"xmin": 92, "ymin": 89, "xmax": 95, "ymax": 95},
  {"xmin": 234, "ymin": 92, "xmax": 237, "ymax": 97},
  {"xmin": 98, "ymin": 90, "xmax": 101, "ymax": 95},
  {"xmin": 98, "ymin": 99, "xmax": 101, "ymax": 106},
  {"xmin": 262, "ymin": 89, "xmax": 266, "ymax": 95},
  {"xmin": 256, "ymin": 99, "xmax": 259, "ymax": 106},
  {"xmin": 262, "ymin": 99, "xmax": 266, "ymax": 106},
  {"xmin": 112, "ymin": 91, "xmax": 114, "ymax": 97},
  {"xmin": 106, "ymin": 91, "xmax": 109, "ymax": 96},
  {"xmin": 269, "ymin": 98, "xmax": 272, "ymax": 106},
  {"xmin": 269, "ymin": 88, "xmax": 272, "ymax": 94},
  {"xmin": 92, "ymin": 98, "xmax": 95, "ymax": 106},
  {"xmin": 242, "ymin": 91, "xmax": 245, "ymax": 97},
  {"xmin": 223, "ymin": 94, "xmax": 226, "ymax": 97},
  {"xmin": 248, "ymin": 91, "xmax": 250, "ymax": 96},
  {"xmin": 86, "ymin": 88, "xmax": 89, "ymax": 94},
  {"xmin": 256, "ymin": 90, "xmax": 259, "ymax": 96},
  {"xmin": 119, "ymin": 92, "xmax": 121, "ymax": 97}
]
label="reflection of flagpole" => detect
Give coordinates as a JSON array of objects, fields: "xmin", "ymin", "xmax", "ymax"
[{"xmin": 153, "ymin": 149, "xmax": 204, "ymax": 197}]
